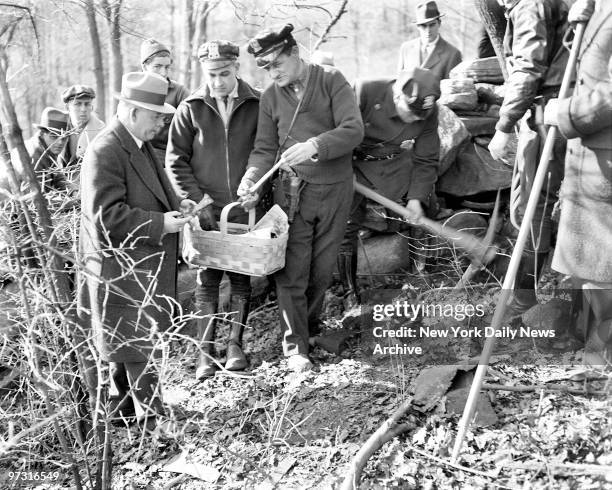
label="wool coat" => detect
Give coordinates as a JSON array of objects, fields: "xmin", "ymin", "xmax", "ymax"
[
  {"xmin": 77, "ymin": 118, "xmax": 180, "ymax": 362},
  {"xmin": 25, "ymin": 133, "xmax": 68, "ymax": 192},
  {"xmin": 552, "ymin": 2, "xmax": 612, "ymax": 283},
  {"xmin": 396, "ymin": 36, "xmax": 462, "ymax": 83}
]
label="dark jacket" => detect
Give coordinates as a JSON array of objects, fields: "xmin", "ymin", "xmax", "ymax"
[
  {"xmin": 151, "ymin": 78, "xmax": 190, "ymax": 151},
  {"xmin": 353, "ymin": 78, "xmax": 440, "ymax": 204},
  {"xmin": 166, "ymin": 79, "xmax": 259, "ymax": 208},
  {"xmin": 397, "ymin": 36, "xmax": 462, "ymax": 82},
  {"xmin": 77, "ymin": 118, "xmax": 180, "ymax": 362},
  {"xmin": 552, "ymin": 3, "xmax": 612, "ymax": 282},
  {"xmin": 496, "ymin": 0, "xmax": 569, "ymax": 132},
  {"xmin": 25, "ymin": 133, "xmax": 68, "ymax": 192},
  {"xmin": 246, "ymin": 63, "xmax": 364, "ymax": 185}
]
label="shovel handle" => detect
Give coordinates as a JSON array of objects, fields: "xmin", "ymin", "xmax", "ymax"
[{"xmin": 248, "ymin": 159, "xmax": 287, "ymax": 194}]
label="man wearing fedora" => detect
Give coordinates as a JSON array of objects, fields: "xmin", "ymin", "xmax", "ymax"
[
  {"xmin": 166, "ymin": 40, "xmax": 260, "ymax": 380},
  {"xmin": 78, "ymin": 72, "xmax": 190, "ymax": 436},
  {"xmin": 60, "ymin": 84, "xmax": 105, "ymax": 179},
  {"xmin": 338, "ymin": 67, "xmax": 441, "ymax": 308},
  {"xmin": 140, "ymin": 38, "xmax": 190, "ymax": 163},
  {"xmin": 397, "ymin": 1, "xmax": 462, "ymax": 82},
  {"xmin": 26, "ymin": 107, "xmax": 70, "ymax": 193},
  {"xmin": 237, "ymin": 24, "xmax": 363, "ymax": 372}
]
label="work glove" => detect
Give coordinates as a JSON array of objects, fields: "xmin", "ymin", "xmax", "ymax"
[
  {"xmin": 405, "ymin": 199, "xmax": 424, "ymax": 224},
  {"xmin": 237, "ymin": 178, "xmax": 260, "ymax": 211},
  {"xmin": 488, "ymin": 130, "xmax": 513, "ymax": 165},
  {"xmin": 543, "ymin": 98, "xmax": 559, "ymax": 127},
  {"xmin": 568, "ymin": 0, "xmax": 594, "ymax": 26}
]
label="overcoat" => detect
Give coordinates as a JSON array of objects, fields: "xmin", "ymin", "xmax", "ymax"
[
  {"xmin": 77, "ymin": 118, "xmax": 180, "ymax": 362},
  {"xmin": 397, "ymin": 36, "xmax": 462, "ymax": 82},
  {"xmin": 552, "ymin": 2, "xmax": 612, "ymax": 282}
]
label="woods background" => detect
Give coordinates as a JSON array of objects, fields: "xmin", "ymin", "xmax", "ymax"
[{"xmin": 5, "ymin": 0, "xmax": 491, "ymax": 137}]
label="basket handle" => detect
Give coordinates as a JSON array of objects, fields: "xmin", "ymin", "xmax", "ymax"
[{"xmin": 220, "ymin": 202, "xmax": 256, "ymax": 237}]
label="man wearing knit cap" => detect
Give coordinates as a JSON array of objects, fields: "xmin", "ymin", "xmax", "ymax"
[
  {"xmin": 397, "ymin": 1, "xmax": 462, "ymax": 82},
  {"xmin": 60, "ymin": 84, "xmax": 105, "ymax": 180},
  {"xmin": 78, "ymin": 72, "xmax": 190, "ymax": 437},
  {"xmin": 166, "ymin": 40, "xmax": 260, "ymax": 380},
  {"xmin": 237, "ymin": 24, "xmax": 364, "ymax": 372},
  {"xmin": 338, "ymin": 67, "xmax": 441, "ymax": 308},
  {"xmin": 140, "ymin": 38, "xmax": 190, "ymax": 162}
]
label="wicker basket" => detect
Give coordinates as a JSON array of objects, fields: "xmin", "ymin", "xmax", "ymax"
[{"xmin": 187, "ymin": 202, "xmax": 288, "ymax": 276}]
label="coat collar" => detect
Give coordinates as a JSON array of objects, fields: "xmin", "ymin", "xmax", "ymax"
[
  {"xmin": 111, "ymin": 118, "xmax": 172, "ymax": 210},
  {"xmin": 196, "ymin": 78, "xmax": 260, "ymax": 107}
]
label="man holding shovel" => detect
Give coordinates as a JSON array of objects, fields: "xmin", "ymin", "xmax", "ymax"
[
  {"xmin": 238, "ymin": 24, "xmax": 363, "ymax": 372},
  {"xmin": 166, "ymin": 40, "xmax": 260, "ymax": 379},
  {"xmin": 488, "ymin": 0, "xmax": 570, "ymax": 312}
]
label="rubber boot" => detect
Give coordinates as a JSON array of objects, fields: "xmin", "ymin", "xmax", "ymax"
[
  {"xmin": 195, "ymin": 301, "xmax": 218, "ymax": 380},
  {"xmin": 225, "ymin": 296, "xmax": 249, "ymax": 371},
  {"xmin": 508, "ymin": 252, "xmax": 547, "ymax": 313},
  {"xmin": 337, "ymin": 251, "xmax": 359, "ymax": 310}
]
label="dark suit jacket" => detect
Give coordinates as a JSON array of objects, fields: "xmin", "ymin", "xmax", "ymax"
[
  {"xmin": 397, "ymin": 35, "xmax": 462, "ymax": 82},
  {"xmin": 77, "ymin": 117, "xmax": 180, "ymax": 362}
]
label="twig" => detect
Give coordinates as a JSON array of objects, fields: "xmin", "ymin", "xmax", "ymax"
[
  {"xmin": 407, "ymin": 445, "xmax": 508, "ymax": 486},
  {"xmin": 340, "ymin": 399, "xmax": 414, "ymax": 490},
  {"xmin": 503, "ymin": 460, "xmax": 612, "ymax": 476},
  {"xmin": 482, "ymin": 382, "xmax": 609, "ymax": 397}
]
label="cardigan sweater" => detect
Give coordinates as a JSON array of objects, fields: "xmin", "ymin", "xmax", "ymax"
[{"xmin": 246, "ymin": 63, "xmax": 364, "ymax": 184}]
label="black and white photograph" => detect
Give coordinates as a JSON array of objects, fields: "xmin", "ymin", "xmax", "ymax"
[{"xmin": 0, "ymin": 0, "xmax": 610, "ymax": 488}]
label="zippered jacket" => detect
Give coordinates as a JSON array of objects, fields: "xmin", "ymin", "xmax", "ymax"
[{"xmin": 166, "ymin": 78, "xmax": 260, "ymax": 208}]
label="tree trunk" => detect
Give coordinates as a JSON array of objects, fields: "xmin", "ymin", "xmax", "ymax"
[
  {"xmin": 179, "ymin": 0, "xmax": 194, "ymax": 88},
  {"xmin": 190, "ymin": 2, "xmax": 208, "ymax": 90},
  {"xmin": 101, "ymin": 0, "xmax": 123, "ymax": 116},
  {"xmin": 474, "ymin": 0, "xmax": 508, "ymax": 80},
  {"xmin": 84, "ymin": 0, "xmax": 106, "ymax": 121}
]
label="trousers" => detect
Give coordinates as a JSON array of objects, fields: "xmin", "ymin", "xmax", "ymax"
[{"xmin": 275, "ymin": 178, "xmax": 353, "ymax": 356}]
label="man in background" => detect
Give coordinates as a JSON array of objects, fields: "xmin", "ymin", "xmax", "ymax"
[
  {"xmin": 397, "ymin": 1, "xmax": 462, "ymax": 82},
  {"xmin": 140, "ymin": 38, "xmax": 190, "ymax": 163}
]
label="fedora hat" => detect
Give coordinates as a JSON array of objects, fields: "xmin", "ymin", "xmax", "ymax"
[
  {"xmin": 33, "ymin": 107, "xmax": 70, "ymax": 134},
  {"xmin": 113, "ymin": 72, "xmax": 175, "ymax": 114},
  {"xmin": 414, "ymin": 1, "xmax": 443, "ymax": 25}
]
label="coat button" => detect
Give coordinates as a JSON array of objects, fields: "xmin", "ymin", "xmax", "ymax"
[{"xmin": 579, "ymin": 78, "xmax": 584, "ymax": 85}]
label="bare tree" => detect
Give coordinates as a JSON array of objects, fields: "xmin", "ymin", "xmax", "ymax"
[
  {"xmin": 99, "ymin": 0, "xmax": 123, "ymax": 116},
  {"xmin": 190, "ymin": 0, "xmax": 221, "ymax": 89},
  {"xmin": 82, "ymin": 0, "xmax": 107, "ymax": 120},
  {"xmin": 178, "ymin": 0, "xmax": 194, "ymax": 87}
]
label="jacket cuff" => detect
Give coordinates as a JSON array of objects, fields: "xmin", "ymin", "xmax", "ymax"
[
  {"xmin": 315, "ymin": 136, "xmax": 329, "ymax": 161},
  {"xmin": 557, "ymin": 97, "xmax": 580, "ymax": 140},
  {"xmin": 147, "ymin": 211, "xmax": 165, "ymax": 246}
]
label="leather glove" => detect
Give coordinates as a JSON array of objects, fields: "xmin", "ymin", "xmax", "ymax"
[
  {"xmin": 405, "ymin": 199, "xmax": 424, "ymax": 224},
  {"xmin": 237, "ymin": 178, "xmax": 259, "ymax": 211},
  {"xmin": 197, "ymin": 204, "xmax": 218, "ymax": 231},
  {"xmin": 543, "ymin": 99, "xmax": 559, "ymax": 127},
  {"xmin": 568, "ymin": 0, "xmax": 594, "ymax": 25}
]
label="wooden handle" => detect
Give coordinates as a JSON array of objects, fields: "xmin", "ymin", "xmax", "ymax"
[
  {"xmin": 219, "ymin": 202, "xmax": 256, "ymax": 237},
  {"xmin": 248, "ymin": 159, "xmax": 287, "ymax": 194}
]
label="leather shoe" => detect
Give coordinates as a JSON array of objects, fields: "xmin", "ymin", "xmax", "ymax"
[{"xmin": 287, "ymin": 354, "xmax": 313, "ymax": 373}]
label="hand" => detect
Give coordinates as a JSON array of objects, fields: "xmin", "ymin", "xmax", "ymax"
[
  {"xmin": 544, "ymin": 98, "xmax": 559, "ymax": 127},
  {"xmin": 568, "ymin": 0, "xmax": 594, "ymax": 25},
  {"xmin": 163, "ymin": 211, "xmax": 191, "ymax": 234},
  {"xmin": 237, "ymin": 178, "xmax": 260, "ymax": 211},
  {"xmin": 280, "ymin": 140, "xmax": 318, "ymax": 168},
  {"xmin": 488, "ymin": 130, "xmax": 512, "ymax": 163},
  {"xmin": 197, "ymin": 204, "xmax": 218, "ymax": 231},
  {"xmin": 179, "ymin": 198, "xmax": 197, "ymax": 217},
  {"xmin": 405, "ymin": 199, "xmax": 424, "ymax": 223}
]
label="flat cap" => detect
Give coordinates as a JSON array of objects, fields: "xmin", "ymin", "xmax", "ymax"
[
  {"xmin": 247, "ymin": 24, "xmax": 296, "ymax": 61},
  {"xmin": 140, "ymin": 38, "xmax": 171, "ymax": 65},
  {"xmin": 62, "ymin": 85, "xmax": 96, "ymax": 104},
  {"xmin": 396, "ymin": 67, "xmax": 440, "ymax": 113},
  {"xmin": 197, "ymin": 40, "xmax": 239, "ymax": 68}
]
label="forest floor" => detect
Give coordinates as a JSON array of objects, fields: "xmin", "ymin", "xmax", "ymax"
[{"xmin": 102, "ymin": 266, "xmax": 612, "ymax": 490}]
